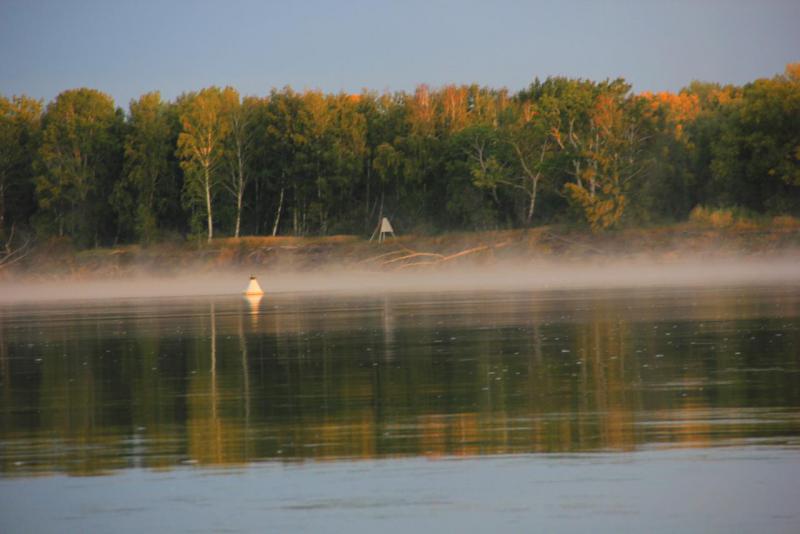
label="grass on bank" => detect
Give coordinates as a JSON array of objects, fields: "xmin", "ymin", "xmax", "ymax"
[{"xmin": 688, "ymin": 206, "xmax": 800, "ymax": 230}]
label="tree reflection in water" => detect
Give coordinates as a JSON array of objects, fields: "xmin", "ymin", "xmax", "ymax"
[{"xmin": 1, "ymin": 287, "xmax": 799, "ymax": 476}]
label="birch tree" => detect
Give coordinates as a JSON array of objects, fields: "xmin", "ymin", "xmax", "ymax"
[
  {"xmin": 221, "ymin": 88, "xmax": 256, "ymax": 238},
  {"xmin": 556, "ymin": 92, "xmax": 650, "ymax": 231},
  {"xmin": 177, "ymin": 87, "xmax": 230, "ymax": 242},
  {"xmin": 468, "ymin": 102, "xmax": 556, "ymax": 226}
]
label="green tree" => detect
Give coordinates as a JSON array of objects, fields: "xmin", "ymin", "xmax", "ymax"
[
  {"xmin": 0, "ymin": 95, "xmax": 41, "ymax": 237},
  {"xmin": 359, "ymin": 92, "xmax": 408, "ymax": 230},
  {"xmin": 259, "ymin": 88, "xmax": 306, "ymax": 235},
  {"xmin": 393, "ymin": 85, "xmax": 445, "ymax": 230},
  {"xmin": 295, "ymin": 90, "xmax": 333, "ymax": 234},
  {"xmin": 277, "ymin": 90, "xmax": 367, "ymax": 235},
  {"xmin": 709, "ymin": 64, "xmax": 800, "ymax": 213},
  {"xmin": 114, "ymin": 92, "xmax": 181, "ymax": 243},
  {"xmin": 177, "ymin": 87, "xmax": 230, "ymax": 242},
  {"xmin": 324, "ymin": 93, "xmax": 367, "ymax": 233},
  {"xmin": 35, "ymin": 88, "xmax": 123, "ymax": 244}
]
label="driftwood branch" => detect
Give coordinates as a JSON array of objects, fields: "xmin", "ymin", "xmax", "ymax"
[
  {"xmin": 382, "ymin": 251, "xmax": 444, "ymax": 266},
  {"xmin": 364, "ymin": 242, "xmax": 506, "ymax": 270},
  {"xmin": 440, "ymin": 245, "xmax": 489, "ymax": 262},
  {"xmin": 358, "ymin": 249, "xmax": 410, "ymax": 264}
]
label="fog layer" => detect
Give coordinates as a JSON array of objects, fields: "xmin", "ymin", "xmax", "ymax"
[{"xmin": 1, "ymin": 254, "xmax": 798, "ymax": 304}]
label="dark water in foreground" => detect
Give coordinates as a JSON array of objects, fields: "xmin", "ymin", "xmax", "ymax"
[{"xmin": 1, "ymin": 287, "xmax": 799, "ymax": 532}]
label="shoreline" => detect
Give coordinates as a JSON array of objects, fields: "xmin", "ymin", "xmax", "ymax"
[
  {"xmin": 3, "ymin": 223, "xmax": 800, "ymax": 281},
  {"xmin": 1, "ymin": 223, "xmax": 799, "ymax": 304}
]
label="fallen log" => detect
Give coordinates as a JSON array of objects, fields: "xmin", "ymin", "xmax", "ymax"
[{"xmin": 440, "ymin": 245, "xmax": 489, "ymax": 262}]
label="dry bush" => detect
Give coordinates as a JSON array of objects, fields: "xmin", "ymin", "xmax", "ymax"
[
  {"xmin": 771, "ymin": 215, "xmax": 800, "ymax": 229},
  {"xmin": 689, "ymin": 206, "xmax": 734, "ymax": 228}
]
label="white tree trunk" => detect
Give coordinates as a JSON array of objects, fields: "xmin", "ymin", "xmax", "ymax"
[
  {"xmin": 272, "ymin": 187, "xmax": 284, "ymax": 237},
  {"xmin": 526, "ymin": 177, "xmax": 538, "ymax": 226},
  {"xmin": 234, "ymin": 184, "xmax": 243, "ymax": 238},
  {"xmin": 205, "ymin": 165, "xmax": 213, "ymax": 242},
  {"xmin": 234, "ymin": 142, "xmax": 245, "ymax": 238}
]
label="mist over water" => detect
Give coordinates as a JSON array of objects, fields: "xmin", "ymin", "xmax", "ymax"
[
  {"xmin": 1, "ymin": 254, "xmax": 799, "ymax": 303},
  {"xmin": 2, "ymin": 267, "xmax": 799, "ymax": 532}
]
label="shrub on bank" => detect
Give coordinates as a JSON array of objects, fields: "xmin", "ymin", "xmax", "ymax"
[{"xmin": 688, "ymin": 206, "xmax": 765, "ymax": 229}]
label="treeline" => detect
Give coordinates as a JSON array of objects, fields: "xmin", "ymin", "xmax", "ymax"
[{"xmin": 1, "ymin": 64, "xmax": 798, "ymax": 247}]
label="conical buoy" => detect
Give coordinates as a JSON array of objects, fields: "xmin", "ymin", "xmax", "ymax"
[{"xmin": 243, "ymin": 275, "xmax": 264, "ymax": 296}]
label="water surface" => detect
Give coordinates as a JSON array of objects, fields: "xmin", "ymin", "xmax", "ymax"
[{"xmin": 1, "ymin": 287, "xmax": 799, "ymax": 531}]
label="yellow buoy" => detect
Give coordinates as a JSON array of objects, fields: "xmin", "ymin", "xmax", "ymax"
[{"xmin": 243, "ymin": 275, "xmax": 264, "ymax": 296}]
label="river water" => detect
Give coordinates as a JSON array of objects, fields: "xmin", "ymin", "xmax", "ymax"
[{"xmin": 1, "ymin": 287, "xmax": 799, "ymax": 532}]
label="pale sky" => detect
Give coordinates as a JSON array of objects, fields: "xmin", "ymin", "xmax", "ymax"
[{"xmin": 1, "ymin": 0, "xmax": 798, "ymax": 107}]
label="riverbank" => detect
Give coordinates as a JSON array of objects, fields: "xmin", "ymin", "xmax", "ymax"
[
  {"xmin": 3, "ymin": 221, "xmax": 800, "ymax": 282},
  {"xmin": 0, "ymin": 221, "xmax": 799, "ymax": 304}
]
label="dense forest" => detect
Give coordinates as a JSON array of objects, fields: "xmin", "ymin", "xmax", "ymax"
[{"xmin": 1, "ymin": 64, "xmax": 798, "ymax": 248}]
